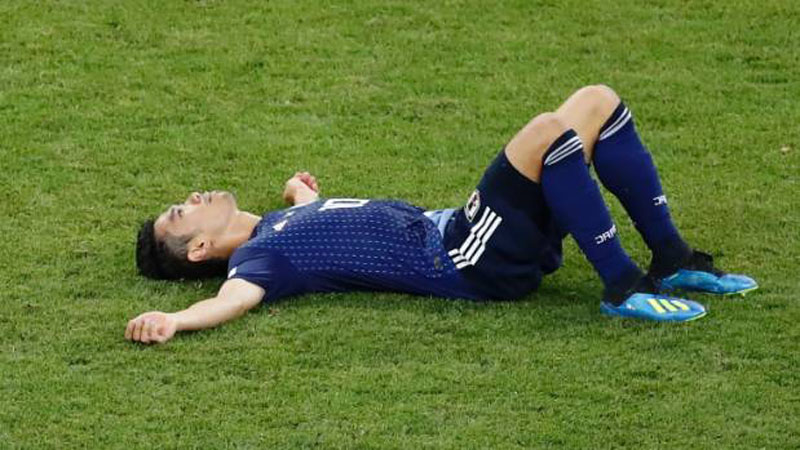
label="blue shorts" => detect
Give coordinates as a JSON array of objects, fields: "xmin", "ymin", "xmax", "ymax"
[{"xmin": 442, "ymin": 150, "xmax": 566, "ymax": 300}]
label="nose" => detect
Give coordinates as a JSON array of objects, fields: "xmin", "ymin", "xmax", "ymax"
[{"xmin": 188, "ymin": 192, "xmax": 202, "ymax": 204}]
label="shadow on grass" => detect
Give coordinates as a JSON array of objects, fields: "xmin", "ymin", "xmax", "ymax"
[{"xmin": 126, "ymin": 264, "xmax": 699, "ymax": 352}]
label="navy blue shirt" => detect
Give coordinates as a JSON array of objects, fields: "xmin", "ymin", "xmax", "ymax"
[{"xmin": 227, "ymin": 199, "xmax": 480, "ymax": 302}]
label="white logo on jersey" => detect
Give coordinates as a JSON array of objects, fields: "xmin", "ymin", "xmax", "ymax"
[
  {"xmin": 273, "ymin": 220, "xmax": 288, "ymax": 231},
  {"xmin": 653, "ymin": 195, "xmax": 668, "ymax": 206},
  {"xmin": 228, "ymin": 267, "xmax": 237, "ymax": 279},
  {"xmin": 448, "ymin": 207, "xmax": 503, "ymax": 269},
  {"xmin": 464, "ymin": 190, "xmax": 481, "ymax": 222},
  {"xmin": 595, "ymin": 225, "xmax": 617, "ymax": 245}
]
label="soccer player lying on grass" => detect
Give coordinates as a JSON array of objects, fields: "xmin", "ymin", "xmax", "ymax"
[{"xmin": 127, "ymin": 85, "xmax": 757, "ymax": 344}]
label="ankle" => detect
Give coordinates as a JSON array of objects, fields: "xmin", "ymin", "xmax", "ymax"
[
  {"xmin": 603, "ymin": 266, "xmax": 645, "ymax": 305},
  {"xmin": 649, "ymin": 236, "xmax": 692, "ymax": 279}
]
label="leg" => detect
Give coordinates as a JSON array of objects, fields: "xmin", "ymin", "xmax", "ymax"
[
  {"xmin": 500, "ymin": 107, "xmax": 707, "ymax": 321},
  {"xmin": 504, "ymin": 112, "xmax": 643, "ymax": 302},
  {"xmin": 540, "ymin": 84, "xmax": 691, "ymax": 276},
  {"xmin": 574, "ymin": 86, "xmax": 757, "ymax": 294},
  {"xmin": 587, "ymin": 88, "xmax": 692, "ymax": 276}
]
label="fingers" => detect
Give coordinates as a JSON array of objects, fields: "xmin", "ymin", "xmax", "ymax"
[
  {"xmin": 125, "ymin": 319, "xmax": 134, "ymax": 340},
  {"xmin": 141, "ymin": 320, "xmax": 153, "ymax": 344},
  {"xmin": 125, "ymin": 313, "xmax": 165, "ymax": 345},
  {"xmin": 295, "ymin": 171, "xmax": 319, "ymax": 192},
  {"xmin": 132, "ymin": 318, "xmax": 144, "ymax": 342}
]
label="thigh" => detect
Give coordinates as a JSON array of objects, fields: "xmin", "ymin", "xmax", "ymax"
[{"xmin": 504, "ymin": 112, "xmax": 568, "ymax": 183}]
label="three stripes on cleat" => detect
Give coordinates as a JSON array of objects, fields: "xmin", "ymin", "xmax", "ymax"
[{"xmin": 647, "ymin": 297, "xmax": 690, "ymax": 314}]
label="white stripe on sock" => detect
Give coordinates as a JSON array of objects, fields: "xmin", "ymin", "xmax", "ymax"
[
  {"xmin": 545, "ymin": 143, "xmax": 583, "ymax": 166},
  {"xmin": 544, "ymin": 140, "xmax": 583, "ymax": 166},
  {"xmin": 600, "ymin": 107, "xmax": 629, "ymax": 138},
  {"xmin": 543, "ymin": 135, "xmax": 581, "ymax": 165},
  {"xmin": 599, "ymin": 108, "xmax": 632, "ymax": 141}
]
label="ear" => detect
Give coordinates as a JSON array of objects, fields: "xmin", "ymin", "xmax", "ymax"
[{"xmin": 187, "ymin": 239, "xmax": 209, "ymax": 262}]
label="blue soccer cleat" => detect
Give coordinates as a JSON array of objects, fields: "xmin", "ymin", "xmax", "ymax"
[
  {"xmin": 601, "ymin": 292, "xmax": 707, "ymax": 322},
  {"xmin": 657, "ymin": 251, "xmax": 758, "ymax": 296}
]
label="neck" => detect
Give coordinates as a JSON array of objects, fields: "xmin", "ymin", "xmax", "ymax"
[{"xmin": 212, "ymin": 210, "xmax": 261, "ymax": 259}]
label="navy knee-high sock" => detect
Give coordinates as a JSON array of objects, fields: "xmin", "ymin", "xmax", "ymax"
[
  {"xmin": 593, "ymin": 103, "xmax": 691, "ymax": 278},
  {"xmin": 540, "ymin": 130, "xmax": 642, "ymax": 303}
]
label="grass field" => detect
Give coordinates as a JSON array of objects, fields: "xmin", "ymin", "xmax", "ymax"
[{"xmin": 2, "ymin": 0, "xmax": 799, "ymax": 447}]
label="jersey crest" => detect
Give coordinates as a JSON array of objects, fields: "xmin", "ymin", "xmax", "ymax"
[{"xmin": 464, "ymin": 190, "xmax": 481, "ymax": 222}]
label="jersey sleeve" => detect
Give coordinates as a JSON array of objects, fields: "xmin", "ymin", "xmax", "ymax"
[{"xmin": 227, "ymin": 247, "xmax": 305, "ymax": 303}]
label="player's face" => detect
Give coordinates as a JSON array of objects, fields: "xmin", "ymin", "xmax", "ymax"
[{"xmin": 153, "ymin": 190, "xmax": 238, "ymax": 240}]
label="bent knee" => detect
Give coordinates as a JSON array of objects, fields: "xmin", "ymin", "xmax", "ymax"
[
  {"xmin": 573, "ymin": 84, "xmax": 620, "ymax": 116},
  {"xmin": 579, "ymin": 84, "xmax": 619, "ymax": 99},
  {"xmin": 505, "ymin": 112, "xmax": 571, "ymax": 181},
  {"xmin": 527, "ymin": 112, "xmax": 570, "ymax": 149},
  {"xmin": 510, "ymin": 112, "xmax": 569, "ymax": 158}
]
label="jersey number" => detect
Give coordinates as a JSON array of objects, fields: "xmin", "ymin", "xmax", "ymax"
[{"xmin": 319, "ymin": 198, "xmax": 370, "ymax": 211}]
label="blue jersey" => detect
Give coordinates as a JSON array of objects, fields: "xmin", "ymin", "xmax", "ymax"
[{"xmin": 227, "ymin": 199, "xmax": 481, "ymax": 302}]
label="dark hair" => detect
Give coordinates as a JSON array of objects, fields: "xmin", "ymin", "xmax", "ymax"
[{"xmin": 135, "ymin": 219, "xmax": 228, "ymax": 280}]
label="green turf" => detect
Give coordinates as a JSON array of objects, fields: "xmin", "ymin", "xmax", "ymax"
[{"xmin": 2, "ymin": 0, "xmax": 799, "ymax": 447}]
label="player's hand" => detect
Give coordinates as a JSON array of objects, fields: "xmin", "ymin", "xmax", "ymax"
[
  {"xmin": 293, "ymin": 171, "xmax": 319, "ymax": 193},
  {"xmin": 283, "ymin": 171, "xmax": 320, "ymax": 205},
  {"xmin": 125, "ymin": 311, "xmax": 178, "ymax": 344}
]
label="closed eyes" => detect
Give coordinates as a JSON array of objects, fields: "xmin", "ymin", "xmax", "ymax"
[{"xmin": 169, "ymin": 206, "xmax": 184, "ymax": 221}]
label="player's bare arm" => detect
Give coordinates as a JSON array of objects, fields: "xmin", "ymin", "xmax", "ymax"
[
  {"xmin": 125, "ymin": 278, "xmax": 264, "ymax": 344},
  {"xmin": 128, "ymin": 172, "xmax": 320, "ymax": 343}
]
